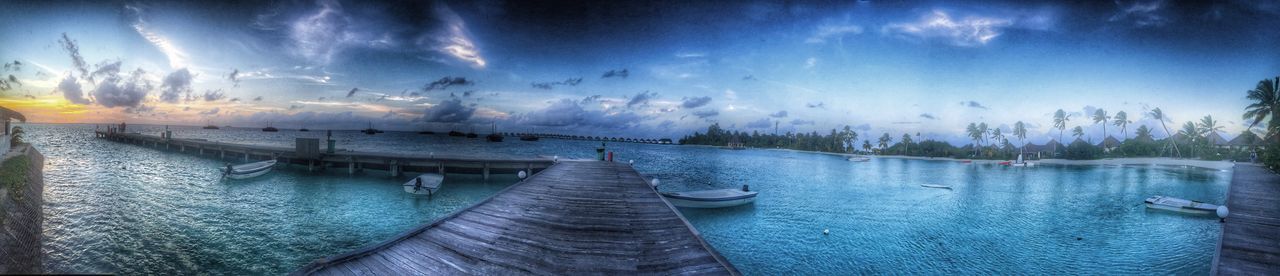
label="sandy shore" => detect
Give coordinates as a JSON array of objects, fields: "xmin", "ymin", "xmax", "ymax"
[{"xmin": 757, "ymin": 148, "xmax": 1238, "ymax": 170}]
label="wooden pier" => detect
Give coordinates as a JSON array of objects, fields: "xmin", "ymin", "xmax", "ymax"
[
  {"xmin": 94, "ymin": 131, "xmax": 554, "ymax": 178},
  {"xmin": 1212, "ymin": 165, "xmax": 1280, "ymax": 274},
  {"xmin": 292, "ymin": 161, "xmax": 738, "ymax": 275}
]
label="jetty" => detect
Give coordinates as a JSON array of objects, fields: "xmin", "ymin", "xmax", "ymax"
[
  {"xmin": 94, "ymin": 131, "xmax": 553, "ymax": 179},
  {"xmin": 1212, "ymin": 165, "xmax": 1280, "ymax": 274},
  {"xmin": 292, "ymin": 161, "xmax": 737, "ymax": 275}
]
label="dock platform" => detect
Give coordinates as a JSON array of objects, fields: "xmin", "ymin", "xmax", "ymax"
[
  {"xmin": 292, "ymin": 161, "xmax": 738, "ymax": 275},
  {"xmin": 1213, "ymin": 165, "xmax": 1280, "ymax": 274},
  {"xmin": 94, "ymin": 131, "xmax": 553, "ymax": 178}
]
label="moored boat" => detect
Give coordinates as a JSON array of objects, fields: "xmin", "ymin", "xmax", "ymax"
[
  {"xmin": 1144, "ymin": 195, "xmax": 1221, "ymax": 215},
  {"xmin": 402, "ymin": 173, "xmax": 444, "ymax": 196},
  {"xmin": 921, "ymin": 184, "xmax": 952, "ymax": 190},
  {"xmin": 847, "ymin": 156, "xmax": 870, "ymax": 162},
  {"xmin": 661, "ymin": 185, "xmax": 758, "ymax": 208},
  {"xmin": 262, "ymin": 126, "xmax": 278, "ymax": 132},
  {"xmin": 519, "ymin": 134, "xmax": 539, "ymax": 141},
  {"xmin": 222, "ymin": 160, "xmax": 277, "ymax": 179}
]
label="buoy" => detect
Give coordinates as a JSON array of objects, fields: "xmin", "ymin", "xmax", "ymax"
[
  {"xmin": 1217, "ymin": 206, "xmax": 1229, "ymax": 219},
  {"xmin": 518, "ymin": 170, "xmax": 527, "ymax": 179},
  {"xmin": 823, "ymin": 229, "xmax": 829, "ymax": 235},
  {"xmin": 553, "ymin": 155, "xmax": 559, "ymax": 162},
  {"xmin": 650, "ymin": 178, "xmax": 660, "ymax": 187},
  {"xmin": 629, "ymin": 160, "xmax": 634, "ymax": 165}
]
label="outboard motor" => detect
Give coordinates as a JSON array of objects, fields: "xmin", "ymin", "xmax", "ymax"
[{"xmin": 742, "ymin": 184, "xmax": 750, "ymax": 192}]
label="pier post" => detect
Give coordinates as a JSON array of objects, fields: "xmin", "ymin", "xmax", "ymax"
[
  {"xmin": 389, "ymin": 160, "xmax": 398, "ymax": 177},
  {"xmin": 438, "ymin": 162, "xmax": 445, "ymax": 176},
  {"xmin": 220, "ymin": 148, "xmax": 225, "ymax": 159},
  {"xmin": 348, "ymin": 161, "xmax": 355, "ymax": 175},
  {"xmin": 243, "ymin": 152, "xmax": 249, "ymax": 162},
  {"xmin": 483, "ymin": 163, "xmax": 490, "ymax": 181},
  {"xmin": 307, "ymin": 160, "xmax": 314, "ymax": 172}
]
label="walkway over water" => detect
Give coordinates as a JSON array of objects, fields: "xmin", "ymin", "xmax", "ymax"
[
  {"xmin": 94, "ymin": 131, "xmax": 553, "ymax": 178},
  {"xmin": 292, "ymin": 161, "xmax": 738, "ymax": 275},
  {"xmin": 1213, "ymin": 165, "xmax": 1280, "ymax": 274}
]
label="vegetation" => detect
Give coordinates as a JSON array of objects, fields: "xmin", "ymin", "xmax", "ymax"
[
  {"xmin": 1244, "ymin": 77, "xmax": 1280, "ymax": 172},
  {"xmin": 9, "ymin": 126, "xmax": 23, "ymax": 147},
  {"xmin": 1, "ymin": 154, "xmax": 30, "ymax": 201}
]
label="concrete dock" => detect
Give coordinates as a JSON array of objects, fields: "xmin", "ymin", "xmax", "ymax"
[
  {"xmin": 292, "ymin": 161, "xmax": 738, "ymax": 275},
  {"xmin": 1213, "ymin": 165, "xmax": 1280, "ymax": 274},
  {"xmin": 94, "ymin": 131, "xmax": 553, "ymax": 178}
]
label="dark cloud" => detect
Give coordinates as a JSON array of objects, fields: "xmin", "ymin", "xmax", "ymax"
[
  {"xmin": 91, "ymin": 67, "xmax": 152, "ymax": 108},
  {"xmin": 511, "ymin": 98, "xmax": 643, "ymax": 129},
  {"xmin": 692, "ymin": 109, "xmax": 719, "ymax": 118},
  {"xmin": 853, "ymin": 123, "xmax": 872, "ymax": 131},
  {"xmin": 680, "ymin": 96, "xmax": 712, "ymax": 108},
  {"xmin": 89, "ymin": 61, "xmax": 122, "ymax": 85},
  {"xmin": 288, "ymin": 105, "xmax": 303, "ymax": 110},
  {"xmin": 626, "ymin": 91, "xmax": 657, "ymax": 108},
  {"xmin": 422, "ymin": 97, "xmax": 475, "ymax": 123},
  {"xmin": 230, "ymin": 97, "xmax": 241, "ymax": 102},
  {"xmin": 159, "ymin": 68, "xmax": 194, "ymax": 103},
  {"xmin": 199, "ymin": 107, "xmax": 221, "ymax": 115},
  {"xmin": 202, "ymin": 89, "xmax": 226, "ymax": 101},
  {"xmin": 746, "ymin": 118, "xmax": 773, "ymax": 128},
  {"xmin": 961, "ymin": 100, "xmax": 988, "ymax": 109},
  {"xmin": 253, "ymin": 96, "xmax": 263, "ymax": 101},
  {"xmin": 2, "ymin": 60, "xmax": 21, "ymax": 72},
  {"xmin": 601, "ymin": 69, "xmax": 629, "ymax": 78},
  {"xmin": 742, "ymin": 75, "xmax": 757, "ymax": 81},
  {"xmin": 57, "ymin": 75, "xmax": 90, "ymax": 104},
  {"xmin": 227, "ymin": 68, "xmax": 240, "ymax": 87},
  {"xmin": 531, "ymin": 77, "xmax": 584, "ymax": 89},
  {"xmin": 347, "ymin": 87, "xmax": 359, "ymax": 97},
  {"xmin": 462, "ymin": 90, "xmax": 474, "ymax": 97},
  {"xmin": 790, "ymin": 119, "xmax": 815, "ymax": 125},
  {"xmin": 423, "ymin": 77, "xmax": 473, "ymax": 91},
  {"xmin": 580, "ymin": 95, "xmax": 602, "ymax": 104},
  {"xmin": 806, "ymin": 102, "xmax": 825, "ymax": 109},
  {"xmin": 769, "ymin": 110, "xmax": 788, "ymax": 118},
  {"xmin": 920, "ymin": 113, "xmax": 937, "ymax": 120},
  {"xmin": 58, "ymin": 33, "xmax": 88, "ymax": 78},
  {"xmin": 657, "ymin": 120, "xmax": 676, "ymax": 129}
]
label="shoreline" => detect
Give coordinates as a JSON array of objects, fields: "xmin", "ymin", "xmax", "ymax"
[{"xmin": 758, "ymin": 148, "xmax": 1237, "ymax": 170}]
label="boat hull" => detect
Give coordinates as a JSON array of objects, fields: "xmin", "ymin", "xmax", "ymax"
[
  {"xmin": 402, "ymin": 174, "xmax": 444, "ymax": 196},
  {"xmin": 1144, "ymin": 195, "xmax": 1219, "ymax": 215},
  {"xmin": 664, "ymin": 196, "xmax": 756, "ymax": 208},
  {"xmin": 227, "ymin": 167, "xmax": 273, "ymax": 179}
]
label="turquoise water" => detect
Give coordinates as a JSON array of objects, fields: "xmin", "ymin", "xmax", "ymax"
[{"xmin": 25, "ymin": 124, "xmax": 1228, "ymax": 274}]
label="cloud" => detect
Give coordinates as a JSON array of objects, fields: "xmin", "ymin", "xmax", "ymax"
[
  {"xmin": 1110, "ymin": 0, "xmax": 1168, "ymax": 27},
  {"xmin": 853, "ymin": 123, "xmax": 872, "ymax": 131},
  {"xmin": 126, "ymin": 4, "xmax": 188, "ymax": 69},
  {"xmin": 57, "ymin": 33, "xmax": 89, "ymax": 78},
  {"xmin": 742, "ymin": 118, "xmax": 772, "ymax": 129},
  {"xmin": 805, "ymin": 23, "xmax": 863, "ymax": 44},
  {"xmin": 807, "ymin": 102, "xmax": 825, "ymax": 109},
  {"xmin": 510, "ymin": 99, "xmax": 644, "ymax": 129},
  {"xmin": 422, "ymin": 97, "xmax": 475, "ymax": 123},
  {"xmin": 92, "ymin": 68, "xmax": 152, "ymax": 108},
  {"xmin": 961, "ymin": 100, "xmax": 988, "ymax": 109},
  {"xmin": 580, "ymin": 95, "xmax": 602, "ymax": 105},
  {"xmin": 769, "ymin": 110, "xmax": 788, "ymax": 118},
  {"xmin": 202, "ymin": 89, "xmax": 226, "ymax": 101},
  {"xmin": 601, "ymin": 69, "xmax": 629, "ymax": 78},
  {"xmin": 423, "ymin": 76, "xmax": 473, "ymax": 91},
  {"xmin": 680, "ymin": 96, "xmax": 712, "ymax": 108},
  {"xmin": 531, "ymin": 77, "xmax": 584, "ymax": 89},
  {"xmin": 199, "ymin": 107, "xmax": 221, "ymax": 115},
  {"xmin": 57, "ymin": 75, "xmax": 90, "ymax": 104},
  {"xmin": 159, "ymin": 68, "xmax": 194, "ymax": 103},
  {"xmin": 883, "ymin": 10, "xmax": 1014, "ymax": 47},
  {"xmin": 288, "ymin": 104, "xmax": 303, "ymax": 110},
  {"xmin": 805, "ymin": 57, "xmax": 817, "ymax": 69},
  {"xmin": 347, "ymin": 87, "xmax": 359, "ymax": 97},
  {"xmin": 692, "ymin": 110, "xmax": 719, "ymax": 118},
  {"xmin": 920, "ymin": 113, "xmax": 938, "ymax": 120},
  {"xmin": 227, "ymin": 69, "xmax": 240, "ymax": 87},
  {"xmin": 790, "ymin": 119, "xmax": 815, "ymax": 125},
  {"xmin": 88, "ymin": 61, "xmax": 122, "ymax": 84},
  {"xmin": 253, "ymin": 96, "xmax": 263, "ymax": 101},
  {"xmin": 627, "ymin": 91, "xmax": 658, "ymax": 108},
  {"xmin": 742, "ymin": 75, "xmax": 757, "ymax": 81}
]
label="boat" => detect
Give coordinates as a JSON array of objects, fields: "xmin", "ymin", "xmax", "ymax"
[
  {"xmin": 418, "ymin": 130, "xmax": 435, "ymax": 135},
  {"xmin": 299, "ymin": 128, "xmax": 310, "ymax": 132},
  {"xmin": 362, "ymin": 122, "xmax": 379, "ymax": 135},
  {"xmin": 660, "ymin": 185, "xmax": 758, "ymax": 208},
  {"xmin": 920, "ymin": 184, "xmax": 952, "ymax": 190},
  {"xmin": 519, "ymin": 134, "xmax": 539, "ymax": 141},
  {"xmin": 221, "ymin": 160, "xmax": 277, "ymax": 179},
  {"xmin": 262, "ymin": 126, "xmax": 278, "ymax": 132},
  {"xmin": 486, "ymin": 123, "xmax": 504, "ymax": 142},
  {"xmin": 203, "ymin": 125, "xmax": 219, "ymax": 129},
  {"xmin": 1144, "ymin": 195, "xmax": 1221, "ymax": 215},
  {"xmin": 847, "ymin": 156, "xmax": 870, "ymax": 162},
  {"xmin": 1009, "ymin": 154, "xmax": 1035, "ymax": 167},
  {"xmin": 998, "ymin": 161, "xmax": 1012, "ymax": 165},
  {"xmin": 466, "ymin": 132, "xmax": 478, "ymax": 138},
  {"xmin": 447, "ymin": 130, "xmax": 465, "ymax": 137},
  {"xmin": 402, "ymin": 173, "xmax": 444, "ymax": 196}
]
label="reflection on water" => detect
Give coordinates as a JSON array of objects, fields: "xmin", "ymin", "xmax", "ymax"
[{"xmin": 25, "ymin": 124, "xmax": 1227, "ymax": 274}]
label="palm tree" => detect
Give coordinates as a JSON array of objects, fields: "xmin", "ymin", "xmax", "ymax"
[
  {"xmin": 1150, "ymin": 108, "xmax": 1181, "ymax": 157},
  {"xmin": 977, "ymin": 122, "xmax": 990, "ymax": 146},
  {"xmin": 1092, "ymin": 109, "xmax": 1109, "ymax": 142},
  {"xmin": 966, "ymin": 123, "xmax": 983, "ymax": 156},
  {"xmin": 990, "ymin": 128, "xmax": 1004, "ymax": 157},
  {"xmin": 841, "ymin": 125, "xmax": 857, "ymax": 153},
  {"xmin": 901, "ymin": 133, "xmax": 913, "ymax": 155},
  {"xmin": 1112, "ymin": 111, "xmax": 1130, "ymax": 140},
  {"xmin": 1244, "ymin": 77, "xmax": 1279, "ymax": 138},
  {"xmin": 1072, "ymin": 126, "xmax": 1085, "ymax": 142},
  {"xmin": 1135, "ymin": 125, "xmax": 1152, "ymax": 140},
  {"xmin": 1053, "ymin": 109, "xmax": 1070, "ymax": 154},
  {"xmin": 862, "ymin": 139, "xmax": 872, "ymax": 154},
  {"xmin": 1198, "ymin": 115, "xmax": 1223, "ymax": 142},
  {"xmin": 1013, "ymin": 121, "xmax": 1028, "ymax": 157},
  {"xmin": 878, "ymin": 133, "xmax": 891, "ymax": 153},
  {"xmin": 1179, "ymin": 121, "xmax": 1202, "ymax": 157}
]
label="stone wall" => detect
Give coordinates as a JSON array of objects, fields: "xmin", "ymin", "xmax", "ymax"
[{"xmin": 0, "ymin": 145, "xmax": 43, "ymax": 273}]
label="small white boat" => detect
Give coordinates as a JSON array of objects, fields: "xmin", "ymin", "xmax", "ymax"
[
  {"xmin": 222, "ymin": 160, "xmax": 277, "ymax": 179},
  {"xmin": 847, "ymin": 156, "xmax": 870, "ymax": 162},
  {"xmin": 661, "ymin": 186, "xmax": 757, "ymax": 208},
  {"xmin": 920, "ymin": 184, "xmax": 952, "ymax": 190},
  {"xmin": 402, "ymin": 173, "xmax": 444, "ymax": 196},
  {"xmin": 1144, "ymin": 195, "xmax": 1220, "ymax": 215},
  {"xmin": 1009, "ymin": 154, "xmax": 1035, "ymax": 167}
]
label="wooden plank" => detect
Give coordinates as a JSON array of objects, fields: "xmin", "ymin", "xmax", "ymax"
[{"xmin": 1214, "ymin": 165, "xmax": 1280, "ymax": 275}]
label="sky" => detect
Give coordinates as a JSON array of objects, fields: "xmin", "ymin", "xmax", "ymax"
[{"xmin": 0, "ymin": 0, "xmax": 1277, "ymax": 145}]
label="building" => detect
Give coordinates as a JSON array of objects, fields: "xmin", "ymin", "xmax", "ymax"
[{"xmin": 1, "ymin": 106, "xmax": 26, "ymax": 154}]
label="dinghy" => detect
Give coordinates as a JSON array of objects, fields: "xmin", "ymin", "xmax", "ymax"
[
  {"xmin": 402, "ymin": 173, "xmax": 444, "ymax": 196},
  {"xmin": 222, "ymin": 160, "xmax": 277, "ymax": 179},
  {"xmin": 1144, "ymin": 195, "xmax": 1221, "ymax": 215},
  {"xmin": 1009, "ymin": 154, "xmax": 1035, "ymax": 167},
  {"xmin": 847, "ymin": 156, "xmax": 870, "ymax": 162},
  {"xmin": 920, "ymin": 184, "xmax": 952, "ymax": 190},
  {"xmin": 661, "ymin": 185, "xmax": 757, "ymax": 208}
]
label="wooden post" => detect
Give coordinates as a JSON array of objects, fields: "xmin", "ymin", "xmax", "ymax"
[
  {"xmin": 390, "ymin": 160, "xmax": 399, "ymax": 177},
  {"xmin": 243, "ymin": 152, "xmax": 249, "ymax": 162},
  {"xmin": 438, "ymin": 162, "xmax": 446, "ymax": 176},
  {"xmin": 483, "ymin": 163, "xmax": 490, "ymax": 181},
  {"xmin": 308, "ymin": 160, "xmax": 314, "ymax": 172}
]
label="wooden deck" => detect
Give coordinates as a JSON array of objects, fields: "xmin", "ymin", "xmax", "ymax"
[
  {"xmin": 292, "ymin": 161, "xmax": 738, "ymax": 275},
  {"xmin": 1213, "ymin": 165, "xmax": 1280, "ymax": 275},
  {"xmin": 94, "ymin": 131, "xmax": 553, "ymax": 178}
]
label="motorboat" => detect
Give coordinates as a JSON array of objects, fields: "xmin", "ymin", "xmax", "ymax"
[
  {"xmin": 920, "ymin": 184, "xmax": 952, "ymax": 190},
  {"xmin": 847, "ymin": 156, "xmax": 870, "ymax": 162},
  {"xmin": 1144, "ymin": 195, "xmax": 1221, "ymax": 215},
  {"xmin": 661, "ymin": 185, "xmax": 757, "ymax": 208},
  {"xmin": 222, "ymin": 160, "xmax": 277, "ymax": 179},
  {"xmin": 402, "ymin": 173, "xmax": 444, "ymax": 196}
]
